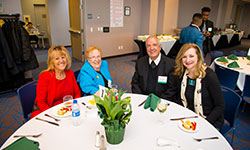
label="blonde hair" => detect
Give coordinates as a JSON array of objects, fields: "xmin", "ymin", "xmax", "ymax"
[
  {"xmin": 174, "ymin": 43, "xmax": 206, "ymax": 79},
  {"xmin": 85, "ymin": 46, "xmax": 102, "ymax": 58},
  {"xmin": 43, "ymin": 45, "xmax": 71, "ymax": 73}
]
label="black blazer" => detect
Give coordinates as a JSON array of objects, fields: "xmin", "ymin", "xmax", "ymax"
[
  {"xmin": 131, "ymin": 54, "xmax": 175, "ymax": 99},
  {"xmin": 166, "ymin": 68, "xmax": 225, "ymax": 129},
  {"xmin": 200, "ymin": 19, "xmax": 214, "ymax": 37}
]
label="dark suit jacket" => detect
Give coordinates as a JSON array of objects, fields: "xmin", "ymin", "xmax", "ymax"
[
  {"xmin": 200, "ymin": 19, "xmax": 214, "ymax": 37},
  {"xmin": 166, "ymin": 68, "xmax": 225, "ymax": 129},
  {"xmin": 200, "ymin": 20, "xmax": 214, "ymax": 54},
  {"xmin": 131, "ymin": 55, "xmax": 175, "ymax": 99}
]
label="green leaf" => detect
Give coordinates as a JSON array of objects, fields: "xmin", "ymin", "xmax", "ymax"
[{"xmin": 94, "ymin": 89, "xmax": 132, "ymax": 126}]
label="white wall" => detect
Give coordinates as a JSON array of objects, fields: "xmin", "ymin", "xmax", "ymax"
[
  {"xmin": 48, "ymin": 0, "xmax": 71, "ymax": 46},
  {"xmin": 0, "ymin": 0, "xmax": 22, "ymax": 19},
  {"xmin": 240, "ymin": 4, "xmax": 250, "ymax": 37},
  {"xmin": 177, "ymin": 0, "xmax": 212, "ymax": 28}
]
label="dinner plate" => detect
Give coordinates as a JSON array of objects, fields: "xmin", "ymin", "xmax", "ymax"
[
  {"xmin": 52, "ymin": 106, "xmax": 71, "ymax": 118},
  {"xmin": 178, "ymin": 119, "xmax": 199, "ymax": 133}
]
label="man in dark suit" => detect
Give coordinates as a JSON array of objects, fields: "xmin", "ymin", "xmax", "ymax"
[
  {"xmin": 131, "ymin": 36, "xmax": 175, "ymax": 99},
  {"xmin": 180, "ymin": 13, "xmax": 204, "ymax": 59},
  {"xmin": 200, "ymin": 7, "xmax": 214, "ymax": 57}
]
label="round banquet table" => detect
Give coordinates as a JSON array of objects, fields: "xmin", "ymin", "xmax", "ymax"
[
  {"xmin": 211, "ymin": 56, "xmax": 250, "ymax": 91},
  {"xmin": 1, "ymin": 94, "xmax": 232, "ymax": 150}
]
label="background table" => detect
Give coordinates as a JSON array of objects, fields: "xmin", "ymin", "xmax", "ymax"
[
  {"xmin": 212, "ymin": 32, "xmax": 244, "ymax": 50},
  {"xmin": 1, "ymin": 94, "xmax": 232, "ymax": 150},
  {"xmin": 211, "ymin": 57, "xmax": 250, "ymax": 91},
  {"xmin": 134, "ymin": 39, "xmax": 177, "ymax": 59}
]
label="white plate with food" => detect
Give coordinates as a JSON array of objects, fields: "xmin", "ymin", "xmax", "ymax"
[
  {"xmin": 52, "ymin": 105, "xmax": 72, "ymax": 118},
  {"xmin": 178, "ymin": 119, "xmax": 199, "ymax": 133}
]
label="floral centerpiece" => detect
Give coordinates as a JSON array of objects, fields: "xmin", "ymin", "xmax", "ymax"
[{"xmin": 94, "ymin": 89, "xmax": 132, "ymax": 144}]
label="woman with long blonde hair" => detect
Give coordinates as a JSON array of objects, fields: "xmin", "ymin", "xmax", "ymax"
[
  {"xmin": 31, "ymin": 45, "xmax": 81, "ymax": 118},
  {"xmin": 167, "ymin": 43, "xmax": 225, "ymax": 130}
]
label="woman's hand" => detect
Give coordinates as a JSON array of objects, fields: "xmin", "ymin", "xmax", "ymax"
[
  {"xmin": 94, "ymin": 90, "xmax": 100, "ymax": 96},
  {"xmin": 110, "ymin": 88, "xmax": 118, "ymax": 93}
]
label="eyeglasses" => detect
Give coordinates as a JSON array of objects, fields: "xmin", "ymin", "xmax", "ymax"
[{"xmin": 88, "ymin": 55, "xmax": 101, "ymax": 60}]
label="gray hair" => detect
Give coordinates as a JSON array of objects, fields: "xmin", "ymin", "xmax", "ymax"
[{"xmin": 145, "ymin": 35, "xmax": 161, "ymax": 46}]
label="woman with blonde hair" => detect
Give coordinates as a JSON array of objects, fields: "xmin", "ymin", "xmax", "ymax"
[
  {"xmin": 166, "ymin": 43, "xmax": 225, "ymax": 130},
  {"xmin": 77, "ymin": 46, "xmax": 112, "ymax": 96},
  {"xmin": 31, "ymin": 45, "xmax": 81, "ymax": 118}
]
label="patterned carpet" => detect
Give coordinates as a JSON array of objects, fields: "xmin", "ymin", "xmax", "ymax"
[{"xmin": 0, "ymin": 47, "xmax": 250, "ymax": 149}]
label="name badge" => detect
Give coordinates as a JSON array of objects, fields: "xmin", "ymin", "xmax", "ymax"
[
  {"xmin": 158, "ymin": 76, "xmax": 167, "ymax": 84},
  {"xmin": 208, "ymin": 27, "xmax": 212, "ymax": 32}
]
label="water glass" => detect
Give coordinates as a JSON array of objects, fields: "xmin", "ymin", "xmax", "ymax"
[{"xmin": 63, "ymin": 95, "xmax": 73, "ymax": 103}]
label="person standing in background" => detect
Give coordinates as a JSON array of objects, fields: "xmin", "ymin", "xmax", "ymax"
[
  {"xmin": 180, "ymin": 13, "xmax": 205, "ymax": 60},
  {"xmin": 200, "ymin": 7, "xmax": 214, "ymax": 58}
]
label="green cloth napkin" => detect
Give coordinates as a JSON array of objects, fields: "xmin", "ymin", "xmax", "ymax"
[
  {"xmin": 227, "ymin": 61, "xmax": 240, "ymax": 68},
  {"xmin": 216, "ymin": 56, "xmax": 228, "ymax": 63},
  {"xmin": 247, "ymin": 56, "xmax": 250, "ymax": 60},
  {"xmin": 227, "ymin": 54, "xmax": 238, "ymax": 60},
  {"xmin": 3, "ymin": 137, "xmax": 39, "ymax": 150},
  {"xmin": 144, "ymin": 93, "xmax": 160, "ymax": 112}
]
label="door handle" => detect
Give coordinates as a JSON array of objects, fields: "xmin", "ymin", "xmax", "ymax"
[{"xmin": 69, "ymin": 29, "xmax": 81, "ymax": 34}]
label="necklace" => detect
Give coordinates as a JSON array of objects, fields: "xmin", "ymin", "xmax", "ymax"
[{"xmin": 55, "ymin": 72, "xmax": 65, "ymax": 79}]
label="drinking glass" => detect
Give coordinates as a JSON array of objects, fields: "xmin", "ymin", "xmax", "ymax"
[
  {"xmin": 63, "ymin": 95, "xmax": 73, "ymax": 103},
  {"xmin": 157, "ymin": 100, "xmax": 168, "ymax": 124}
]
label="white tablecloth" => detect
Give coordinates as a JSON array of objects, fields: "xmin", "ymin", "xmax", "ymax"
[
  {"xmin": 1, "ymin": 94, "xmax": 232, "ymax": 150},
  {"xmin": 212, "ymin": 31, "xmax": 244, "ymax": 46},
  {"xmin": 210, "ymin": 57, "xmax": 250, "ymax": 91},
  {"xmin": 160, "ymin": 39, "xmax": 177, "ymax": 55}
]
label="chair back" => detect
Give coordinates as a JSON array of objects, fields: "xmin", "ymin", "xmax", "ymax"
[
  {"xmin": 221, "ymin": 86, "xmax": 242, "ymax": 127},
  {"xmin": 215, "ymin": 64, "xmax": 239, "ymax": 90},
  {"xmin": 74, "ymin": 70, "xmax": 85, "ymax": 96},
  {"xmin": 17, "ymin": 80, "xmax": 38, "ymax": 120},
  {"xmin": 242, "ymin": 75, "xmax": 250, "ymax": 103},
  {"xmin": 134, "ymin": 39, "xmax": 147, "ymax": 59},
  {"xmin": 230, "ymin": 50, "xmax": 247, "ymax": 57},
  {"xmin": 210, "ymin": 51, "xmax": 224, "ymax": 62},
  {"xmin": 74, "ymin": 70, "xmax": 80, "ymax": 80}
]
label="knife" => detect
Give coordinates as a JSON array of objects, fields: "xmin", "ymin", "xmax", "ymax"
[
  {"xmin": 36, "ymin": 117, "xmax": 59, "ymax": 126},
  {"xmin": 138, "ymin": 100, "xmax": 146, "ymax": 107},
  {"xmin": 170, "ymin": 116, "xmax": 198, "ymax": 121}
]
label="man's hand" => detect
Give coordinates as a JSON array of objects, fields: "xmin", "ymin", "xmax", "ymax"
[{"xmin": 202, "ymin": 31, "xmax": 211, "ymax": 37}]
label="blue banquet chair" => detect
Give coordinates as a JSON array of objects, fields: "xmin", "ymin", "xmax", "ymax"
[
  {"xmin": 17, "ymin": 80, "xmax": 38, "ymax": 121},
  {"xmin": 242, "ymin": 75, "xmax": 250, "ymax": 112},
  {"xmin": 74, "ymin": 70, "xmax": 85, "ymax": 96},
  {"xmin": 215, "ymin": 64, "xmax": 239, "ymax": 90},
  {"xmin": 220, "ymin": 86, "xmax": 242, "ymax": 145},
  {"xmin": 74, "ymin": 70, "xmax": 80, "ymax": 80},
  {"xmin": 230, "ymin": 50, "xmax": 247, "ymax": 57},
  {"xmin": 210, "ymin": 50, "xmax": 224, "ymax": 63}
]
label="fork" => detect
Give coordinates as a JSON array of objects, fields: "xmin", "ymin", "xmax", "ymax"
[
  {"xmin": 193, "ymin": 136, "xmax": 219, "ymax": 142},
  {"xmin": 45, "ymin": 114, "xmax": 60, "ymax": 121},
  {"xmin": 81, "ymin": 102, "xmax": 92, "ymax": 109},
  {"xmin": 14, "ymin": 133, "xmax": 42, "ymax": 138}
]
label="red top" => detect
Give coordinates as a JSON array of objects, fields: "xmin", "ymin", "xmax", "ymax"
[
  {"xmin": 31, "ymin": 70, "xmax": 81, "ymax": 118},
  {"xmin": 54, "ymin": 78, "xmax": 72, "ymax": 106}
]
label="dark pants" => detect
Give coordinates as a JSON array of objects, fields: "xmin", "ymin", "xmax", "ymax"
[{"xmin": 203, "ymin": 37, "xmax": 212, "ymax": 56}]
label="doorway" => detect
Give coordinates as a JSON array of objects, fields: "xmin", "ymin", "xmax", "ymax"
[
  {"xmin": 21, "ymin": 0, "xmax": 51, "ymax": 48},
  {"xmin": 68, "ymin": 0, "xmax": 86, "ymax": 61}
]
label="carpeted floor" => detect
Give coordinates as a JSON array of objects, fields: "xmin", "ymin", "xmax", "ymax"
[{"xmin": 0, "ymin": 40, "xmax": 250, "ymax": 149}]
